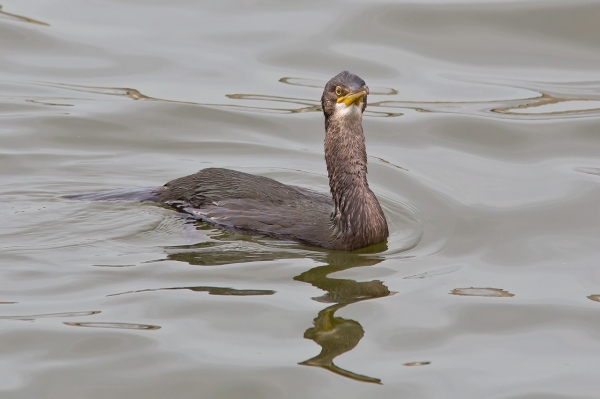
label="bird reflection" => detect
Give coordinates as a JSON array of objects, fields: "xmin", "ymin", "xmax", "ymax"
[
  {"xmin": 162, "ymin": 234, "xmax": 390, "ymax": 384},
  {"xmin": 300, "ymin": 304, "xmax": 376, "ymax": 383},
  {"xmin": 294, "ymin": 250, "xmax": 389, "ymax": 384}
]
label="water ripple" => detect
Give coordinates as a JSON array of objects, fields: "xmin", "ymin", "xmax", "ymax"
[
  {"xmin": 107, "ymin": 286, "xmax": 276, "ymax": 297},
  {"xmin": 64, "ymin": 322, "xmax": 160, "ymax": 330},
  {"xmin": 0, "ymin": 4, "xmax": 49, "ymax": 26},
  {"xmin": 575, "ymin": 167, "xmax": 600, "ymax": 177},
  {"xmin": 0, "ymin": 310, "xmax": 101, "ymax": 322},
  {"xmin": 587, "ymin": 295, "xmax": 600, "ymax": 303},
  {"xmin": 15, "ymin": 77, "xmax": 600, "ymax": 120},
  {"xmin": 404, "ymin": 265, "xmax": 463, "ymax": 280},
  {"xmin": 403, "ymin": 361, "xmax": 431, "ymax": 367},
  {"xmin": 450, "ymin": 288, "xmax": 514, "ymax": 298}
]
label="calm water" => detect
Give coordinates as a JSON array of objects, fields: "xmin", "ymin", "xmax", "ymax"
[{"xmin": 2, "ymin": 0, "xmax": 600, "ymax": 397}]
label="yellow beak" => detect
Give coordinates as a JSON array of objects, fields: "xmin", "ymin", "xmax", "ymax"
[{"xmin": 336, "ymin": 90, "xmax": 367, "ymax": 107}]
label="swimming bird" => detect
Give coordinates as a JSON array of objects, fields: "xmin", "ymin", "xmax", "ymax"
[
  {"xmin": 157, "ymin": 71, "xmax": 388, "ymax": 250},
  {"xmin": 69, "ymin": 71, "xmax": 389, "ymax": 250}
]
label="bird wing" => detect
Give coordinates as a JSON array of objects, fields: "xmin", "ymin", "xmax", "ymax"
[{"xmin": 159, "ymin": 168, "xmax": 334, "ymax": 246}]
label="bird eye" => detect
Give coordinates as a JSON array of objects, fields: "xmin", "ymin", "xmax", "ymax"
[{"xmin": 335, "ymin": 86, "xmax": 342, "ymax": 96}]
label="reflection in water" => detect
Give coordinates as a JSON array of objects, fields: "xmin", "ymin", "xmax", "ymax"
[
  {"xmin": 35, "ymin": 82, "xmax": 156, "ymax": 102},
  {"xmin": 373, "ymin": 93, "xmax": 600, "ymax": 119},
  {"xmin": 64, "ymin": 322, "xmax": 160, "ymax": 330},
  {"xmin": 164, "ymin": 241, "xmax": 309, "ymax": 266},
  {"xmin": 225, "ymin": 93, "xmax": 321, "ymax": 115},
  {"xmin": 224, "ymin": 77, "xmax": 402, "ymax": 117},
  {"xmin": 370, "ymin": 156, "xmax": 408, "ymax": 171},
  {"xmin": 587, "ymin": 295, "xmax": 600, "ymax": 303},
  {"xmin": 26, "ymin": 99, "xmax": 74, "ymax": 107},
  {"xmin": 34, "ymin": 81, "xmax": 401, "ymax": 117},
  {"xmin": 93, "ymin": 264, "xmax": 137, "ymax": 268},
  {"xmin": 574, "ymin": 167, "xmax": 600, "ymax": 177},
  {"xmin": 403, "ymin": 361, "xmax": 431, "ymax": 367},
  {"xmin": 404, "ymin": 265, "xmax": 463, "ymax": 280},
  {"xmin": 294, "ymin": 250, "xmax": 391, "ymax": 384},
  {"xmin": 164, "ymin": 238, "xmax": 391, "ymax": 383},
  {"xmin": 492, "ymin": 95, "xmax": 600, "ymax": 116},
  {"xmin": 299, "ymin": 303, "xmax": 378, "ymax": 383},
  {"xmin": 107, "ymin": 285, "xmax": 275, "ymax": 297},
  {"xmin": 0, "ymin": 4, "xmax": 49, "ymax": 26},
  {"xmin": 26, "ymin": 77, "xmax": 600, "ymax": 121},
  {"xmin": 0, "ymin": 310, "xmax": 100, "ymax": 322},
  {"xmin": 450, "ymin": 287, "xmax": 514, "ymax": 298},
  {"xmin": 279, "ymin": 77, "xmax": 399, "ymax": 95},
  {"xmin": 159, "ymin": 222, "xmax": 341, "ymax": 266}
]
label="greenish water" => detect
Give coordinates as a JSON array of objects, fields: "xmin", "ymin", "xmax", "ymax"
[{"xmin": 1, "ymin": 1, "xmax": 600, "ymax": 398}]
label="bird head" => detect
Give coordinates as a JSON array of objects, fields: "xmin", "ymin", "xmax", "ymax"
[{"xmin": 321, "ymin": 71, "xmax": 369, "ymax": 119}]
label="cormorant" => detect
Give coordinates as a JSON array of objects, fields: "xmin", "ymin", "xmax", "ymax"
[
  {"xmin": 69, "ymin": 71, "xmax": 389, "ymax": 250},
  {"xmin": 157, "ymin": 71, "xmax": 388, "ymax": 250}
]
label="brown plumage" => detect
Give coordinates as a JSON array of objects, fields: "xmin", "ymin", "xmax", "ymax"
[{"xmin": 157, "ymin": 71, "xmax": 388, "ymax": 250}]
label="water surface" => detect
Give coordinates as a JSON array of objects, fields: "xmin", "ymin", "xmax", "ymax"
[{"xmin": 2, "ymin": 1, "xmax": 600, "ymax": 398}]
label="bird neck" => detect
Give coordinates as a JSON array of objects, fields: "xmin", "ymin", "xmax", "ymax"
[
  {"xmin": 324, "ymin": 114, "xmax": 388, "ymax": 249},
  {"xmin": 325, "ymin": 115, "xmax": 369, "ymax": 203}
]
